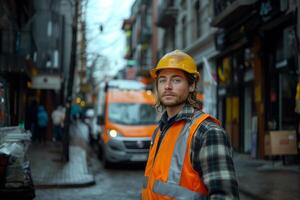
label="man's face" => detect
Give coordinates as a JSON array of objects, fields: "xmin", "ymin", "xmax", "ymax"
[{"xmin": 157, "ymin": 69, "xmax": 194, "ymax": 108}]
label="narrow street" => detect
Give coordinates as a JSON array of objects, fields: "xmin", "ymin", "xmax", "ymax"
[
  {"xmin": 31, "ymin": 121, "xmax": 299, "ymax": 200},
  {"xmin": 32, "ymin": 146, "xmax": 261, "ymax": 200},
  {"xmin": 33, "ymin": 121, "xmax": 146, "ymax": 200},
  {"xmin": 34, "ymin": 149, "xmax": 145, "ymax": 200},
  {"xmin": 2, "ymin": 1, "xmax": 300, "ymax": 200}
]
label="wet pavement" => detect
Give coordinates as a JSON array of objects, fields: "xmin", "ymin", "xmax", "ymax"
[
  {"xmin": 235, "ymin": 153, "xmax": 300, "ymax": 200},
  {"xmin": 32, "ymin": 142, "xmax": 145, "ymax": 200},
  {"xmin": 28, "ymin": 142, "xmax": 95, "ymax": 188},
  {"xmin": 27, "ymin": 121, "xmax": 300, "ymax": 199}
]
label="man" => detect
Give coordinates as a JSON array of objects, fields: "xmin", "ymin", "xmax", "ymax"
[
  {"xmin": 37, "ymin": 105, "xmax": 48, "ymax": 143},
  {"xmin": 51, "ymin": 105, "xmax": 65, "ymax": 141},
  {"xmin": 142, "ymin": 50, "xmax": 239, "ymax": 199}
]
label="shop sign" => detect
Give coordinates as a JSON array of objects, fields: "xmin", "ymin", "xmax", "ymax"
[
  {"xmin": 31, "ymin": 75, "xmax": 61, "ymax": 90},
  {"xmin": 80, "ymin": 83, "xmax": 92, "ymax": 93}
]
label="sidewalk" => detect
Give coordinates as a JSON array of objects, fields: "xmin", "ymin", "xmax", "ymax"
[
  {"xmin": 27, "ymin": 120, "xmax": 300, "ymax": 198},
  {"xmin": 28, "ymin": 122, "xmax": 95, "ymax": 189},
  {"xmin": 235, "ymin": 153, "xmax": 300, "ymax": 200}
]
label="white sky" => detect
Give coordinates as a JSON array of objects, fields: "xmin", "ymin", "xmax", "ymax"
[{"xmin": 86, "ymin": 0, "xmax": 135, "ymax": 79}]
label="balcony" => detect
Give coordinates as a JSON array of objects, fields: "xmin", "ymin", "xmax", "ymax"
[
  {"xmin": 156, "ymin": 1, "xmax": 178, "ymax": 28},
  {"xmin": 0, "ymin": 29, "xmax": 40, "ymax": 76},
  {"xmin": 211, "ymin": 0, "xmax": 258, "ymax": 28}
]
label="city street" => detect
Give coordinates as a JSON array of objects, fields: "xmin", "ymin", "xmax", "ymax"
[
  {"xmin": 33, "ymin": 150, "xmax": 258, "ymax": 200},
  {"xmin": 1, "ymin": 1, "xmax": 300, "ymax": 200},
  {"xmin": 29, "ymin": 121, "xmax": 300, "ymax": 200},
  {"xmin": 31, "ymin": 121, "xmax": 146, "ymax": 200},
  {"xmin": 34, "ymin": 150, "xmax": 145, "ymax": 200}
]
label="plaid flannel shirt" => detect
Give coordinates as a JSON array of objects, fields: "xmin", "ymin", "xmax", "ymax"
[{"xmin": 157, "ymin": 105, "xmax": 239, "ymax": 200}]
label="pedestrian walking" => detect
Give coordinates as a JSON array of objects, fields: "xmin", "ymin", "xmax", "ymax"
[
  {"xmin": 70, "ymin": 103, "xmax": 81, "ymax": 122},
  {"xmin": 51, "ymin": 105, "xmax": 65, "ymax": 142},
  {"xmin": 37, "ymin": 105, "xmax": 48, "ymax": 143},
  {"xmin": 142, "ymin": 50, "xmax": 239, "ymax": 199}
]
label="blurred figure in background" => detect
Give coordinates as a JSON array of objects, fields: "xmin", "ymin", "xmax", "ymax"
[
  {"xmin": 51, "ymin": 105, "xmax": 65, "ymax": 142},
  {"xmin": 70, "ymin": 103, "xmax": 81, "ymax": 123},
  {"xmin": 25, "ymin": 99, "xmax": 38, "ymax": 141},
  {"xmin": 36, "ymin": 105, "xmax": 48, "ymax": 143}
]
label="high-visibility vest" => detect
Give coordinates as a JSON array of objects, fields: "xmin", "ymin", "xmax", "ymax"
[{"xmin": 142, "ymin": 112, "xmax": 220, "ymax": 200}]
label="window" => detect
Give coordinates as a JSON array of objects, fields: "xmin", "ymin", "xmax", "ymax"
[
  {"xmin": 108, "ymin": 103, "xmax": 157, "ymax": 125},
  {"xmin": 180, "ymin": 0, "xmax": 186, "ymax": 9},
  {"xmin": 181, "ymin": 16, "xmax": 186, "ymax": 48},
  {"xmin": 194, "ymin": 0, "xmax": 202, "ymax": 38}
]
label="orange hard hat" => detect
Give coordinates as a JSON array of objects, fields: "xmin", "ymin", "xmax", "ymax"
[{"xmin": 150, "ymin": 50, "xmax": 200, "ymax": 80}]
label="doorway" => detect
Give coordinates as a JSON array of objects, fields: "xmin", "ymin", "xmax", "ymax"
[{"xmin": 243, "ymin": 85, "xmax": 252, "ymax": 153}]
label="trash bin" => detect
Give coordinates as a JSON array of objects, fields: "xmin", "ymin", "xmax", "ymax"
[
  {"xmin": 0, "ymin": 126, "xmax": 35, "ymax": 199},
  {"xmin": 0, "ymin": 154, "xmax": 9, "ymax": 186}
]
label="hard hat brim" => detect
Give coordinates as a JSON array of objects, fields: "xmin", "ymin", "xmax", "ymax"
[{"xmin": 149, "ymin": 67, "xmax": 199, "ymax": 80}]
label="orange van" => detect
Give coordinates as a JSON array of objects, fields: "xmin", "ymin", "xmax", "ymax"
[{"xmin": 96, "ymin": 80, "xmax": 157, "ymax": 167}]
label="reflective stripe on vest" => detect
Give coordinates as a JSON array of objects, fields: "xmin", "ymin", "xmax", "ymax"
[
  {"xmin": 153, "ymin": 180, "xmax": 208, "ymax": 200},
  {"xmin": 168, "ymin": 112, "xmax": 209, "ymax": 184}
]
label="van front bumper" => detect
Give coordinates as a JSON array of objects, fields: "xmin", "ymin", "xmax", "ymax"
[{"xmin": 104, "ymin": 137, "xmax": 151, "ymax": 163}]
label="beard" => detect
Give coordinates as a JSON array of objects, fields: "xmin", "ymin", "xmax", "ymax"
[{"xmin": 159, "ymin": 94, "xmax": 187, "ymax": 108}]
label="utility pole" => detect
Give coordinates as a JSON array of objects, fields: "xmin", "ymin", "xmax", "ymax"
[{"xmin": 63, "ymin": 0, "xmax": 79, "ymax": 162}]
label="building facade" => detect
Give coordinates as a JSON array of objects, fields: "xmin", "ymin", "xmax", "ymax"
[
  {"xmin": 122, "ymin": 0, "xmax": 153, "ymax": 84},
  {"xmin": 0, "ymin": 0, "xmax": 85, "ymax": 141},
  {"xmin": 0, "ymin": 0, "xmax": 36, "ymax": 127},
  {"xmin": 211, "ymin": 0, "xmax": 300, "ymax": 158},
  {"xmin": 125, "ymin": 0, "xmax": 300, "ymax": 159}
]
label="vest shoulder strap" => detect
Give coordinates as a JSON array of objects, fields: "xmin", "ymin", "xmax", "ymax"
[
  {"xmin": 190, "ymin": 113, "xmax": 209, "ymax": 135},
  {"xmin": 189, "ymin": 112, "xmax": 221, "ymax": 136},
  {"xmin": 190, "ymin": 113, "xmax": 221, "ymax": 132}
]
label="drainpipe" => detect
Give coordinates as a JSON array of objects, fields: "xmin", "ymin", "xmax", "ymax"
[
  {"xmin": 63, "ymin": 0, "xmax": 79, "ymax": 162},
  {"xmin": 296, "ymin": 1, "xmax": 300, "ymax": 155}
]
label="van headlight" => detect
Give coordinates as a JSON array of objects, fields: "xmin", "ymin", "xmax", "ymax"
[{"xmin": 108, "ymin": 129, "xmax": 122, "ymax": 138}]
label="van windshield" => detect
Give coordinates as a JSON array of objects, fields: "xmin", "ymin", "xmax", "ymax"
[{"xmin": 108, "ymin": 103, "xmax": 157, "ymax": 125}]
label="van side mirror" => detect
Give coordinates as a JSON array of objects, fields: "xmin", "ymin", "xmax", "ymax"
[{"xmin": 97, "ymin": 115, "xmax": 105, "ymax": 125}]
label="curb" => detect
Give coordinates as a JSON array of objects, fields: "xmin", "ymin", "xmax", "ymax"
[{"xmin": 34, "ymin": 179, "xmax": 96, "ymax": 189}]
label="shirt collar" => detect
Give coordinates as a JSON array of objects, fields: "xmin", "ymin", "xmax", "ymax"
[{"xmin": 158, "ymin": 104, "xmax": 196, "ymax": 130}]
